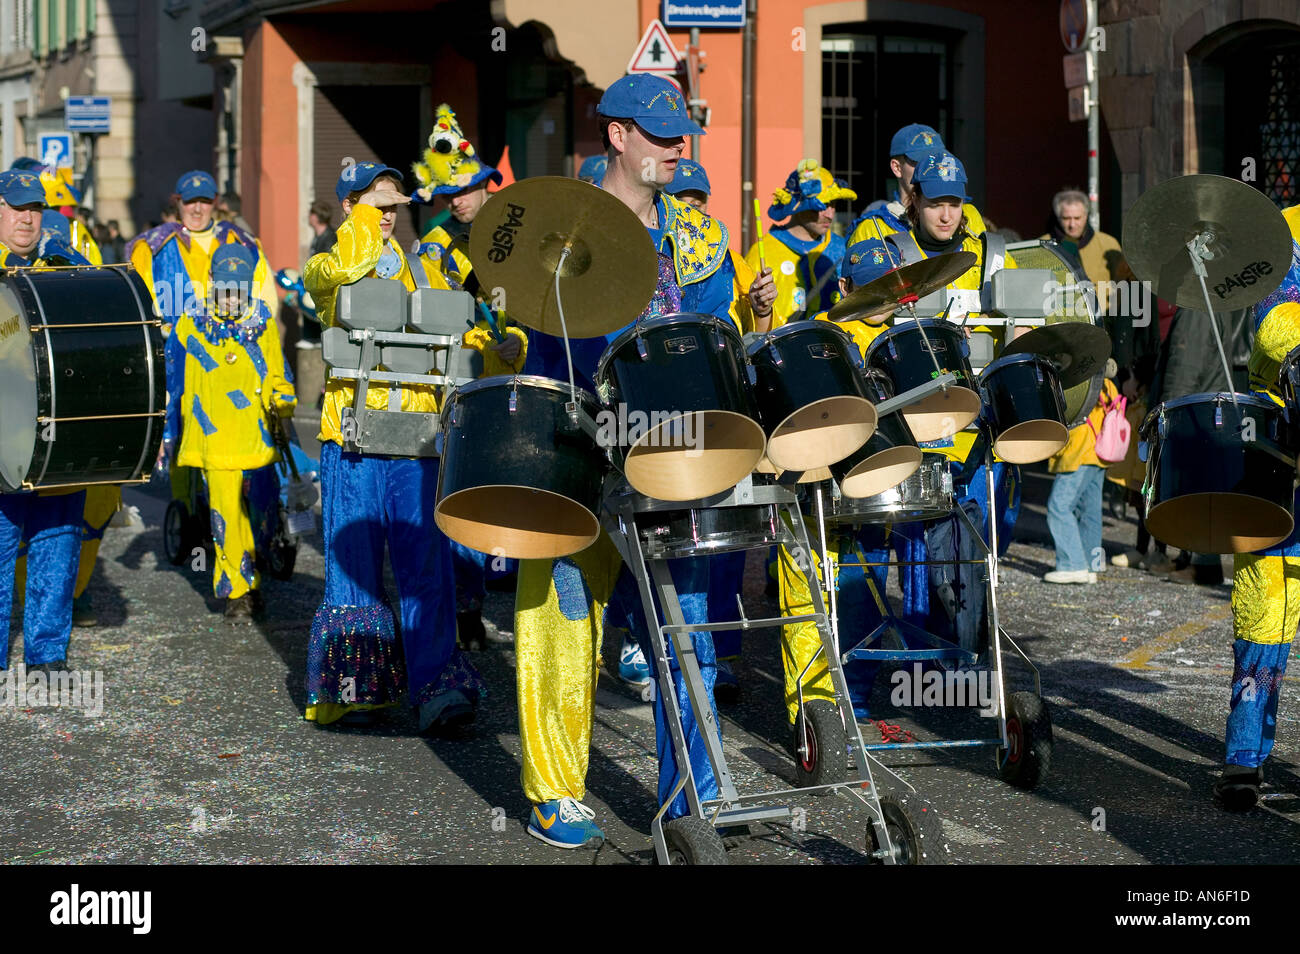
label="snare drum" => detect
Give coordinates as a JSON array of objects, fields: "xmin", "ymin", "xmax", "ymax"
[
  {"xmin": 636, "ymin": 501, "xmax": 782, "ymax": 559},
  {"xmin": 745, "ymin": 321, "xmax": 877, "ymax": 472},
  {"xmin": 830, "ymin": 368, "xmax": 923, "ymax": 499},
  {"xmin": 831, "ymin": 453, "xmax": 955, "ymax": 526},
  {"xmin": 596, "ymin": 313, "xmax": 765, "ymax": 501},
  {"xmin": 978, "ymin": 353, "xmax": 1069, "ymax": 464},
  {"xmin": 435, "ymin": 375, "xmax": 607, "ymax": 560},
  {"xmin": 864, "ymin": 320, "xmax": 981, "ymax": 441},
  {"xmin": 0, "ymin": 267, "xmax": 166, "ymax": 492},
  {"xmin": 1141, "ymin": 392, "xmax": 1297, "ymax": 553}
]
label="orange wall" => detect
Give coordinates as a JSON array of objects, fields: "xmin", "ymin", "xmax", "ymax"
[{"xmin": 243, "ymin": 20, "xmax": 300, "ymax": 273}]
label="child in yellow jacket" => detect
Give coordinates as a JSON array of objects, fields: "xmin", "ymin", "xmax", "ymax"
[{"xmin": 163, "ymin": 244, "xmax": 296, "ymax": 620}]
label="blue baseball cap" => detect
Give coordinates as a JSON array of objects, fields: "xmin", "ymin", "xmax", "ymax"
[
  {"xmin": 577, "ymin": 155, "xmax": 608, "ymax": 185},
  {"xmin": 664, "ymin": 158, "xmax": 710, "ymax": 197},
  {"xmin": 335, "ymin": 161, "xmax": 404, "ymax": 203},
  {"xmin": 41, "ymin": 208, "xmax": 71, "ymax": 242},
  {"xmin": 0, "ymin": 169, "xmax": 47, "ymax": 206},
  {"xmin": 843, "ymin": 240, "xmax": 899, "ymax": 288},
  {"xmin": 210, "ymin": 243, "xmax": 257, "ymax": 284},
  {"xmin": 176, "ymin": 170, "xmax": 218, "ymax": 202},
  {"xmin": 911, "ymin": 150, "xmax": 970, "ymax": 201},
  {"xmin": 889, "ymin": 124, "xmax": 944, "ymax": 162},
  {"xmin": 597, "ymin": 74, "xmax": 704, "ymax": 139}
]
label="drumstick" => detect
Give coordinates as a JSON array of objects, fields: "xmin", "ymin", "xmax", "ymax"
[
  {"xmin": 752, "ymin": 199, "xmax": 767, "ymax": 272},
  {"xmin": 476, "ymin": 299, "xmax": 505, "ymax": 343}
]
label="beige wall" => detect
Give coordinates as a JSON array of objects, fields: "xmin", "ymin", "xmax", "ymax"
[{"xmin": 498, "ymin": 0, "xmax": 639, "ymax": 88}]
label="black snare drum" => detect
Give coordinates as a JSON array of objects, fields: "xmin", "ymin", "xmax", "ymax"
[
  {"xmin": 745, "ymin": 320, "xmax": 876, "ymax": 473},
  {"xmin": 597, "ymin": 313, "xmax": 764, "ymax": 501},
  {"xmin": 1141, "ymin": 392, "xmax": 1297, "ymax": 553},
  {"xmin": 636, "ymin": 501, "xmax": 782, "ymax": 559},
  {"xmin": 830, "ymin": 368, "xmax": 923, "ymax": 499},
  {"xmin": 435, "ymin": 375, "xmax": 607, "ymax": 560},
  {"xmin": 0, "ymin": 266, "xmax": 166, "ymax": 492},
  {"xmin": 865, "ymin": 319, "xmax": 981, "ymax": 441},
  {"xmin": 831, "ymin": 453, "xmax": 954, "ymax": 526},
  {"xmin": 978, "ymin": 353, "xmax": 1068, "ymax": 465}
]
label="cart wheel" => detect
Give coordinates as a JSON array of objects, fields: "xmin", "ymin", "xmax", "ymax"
[
  {"xmin": 660, "ymin": 816, "xmax": 729, "ymax": 865},
  {"xmin": 996, "ymin": 691, "xmax": 1053, "ymax": 790},
  {"xmin": 867, "ymin": 792, "xmax": 949, "ymax": 865},
  {"xmin": 262, "ymin": 541, "xmax": 298, "ymax": 581},
  {"xmin": 163, "ymin": 500, "xmax": 194, "ymax": 566},
  {"xmin": 792, "ymin": 700, "xmax": 848, "ymax": 790}
]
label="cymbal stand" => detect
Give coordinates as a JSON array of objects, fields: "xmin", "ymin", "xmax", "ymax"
[{"xmin": 1185, "ymin": 231, "xmax": 1241, "ymax": 413}]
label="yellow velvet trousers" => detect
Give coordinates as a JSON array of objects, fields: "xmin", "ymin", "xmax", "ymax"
[
  {"xmin": 1232, "ymin": 553, "xmax": 1300, "ymax": 644},
  {"xmin": 206, "ymin": 469, "xmax": 259, "ymax": 600}
]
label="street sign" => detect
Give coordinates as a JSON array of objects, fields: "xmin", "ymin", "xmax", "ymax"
[
  {"xmin": 1062, "ymin": 51, "xmax": 1094, "ymax": 88},
  {"xmin": 662, "ymin": 1, "xmax": 745, "ymax": 28},
  {"xmin": 38, "ymin": 133, "xmax": 72, "ymax": 169},
  {"xmin": 1059, "ymin": 0, "xmax": 1093, "ymax": 52},
  {"xmin": 65, "ymin": 96, "xmax": 111, "ymax": 133},
  {"xmin": 628, "ymin": 19, "xmax": 681, "ymax": 76},
  {"xmin": 1067, "ymin": 85, "xmax": 1093, "ymax": 122}
]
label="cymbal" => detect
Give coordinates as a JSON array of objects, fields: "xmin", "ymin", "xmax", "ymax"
[
  {"xmin": 827, "ymin": 251, "xmax": 977, "ymax": 322},
  {"xmin": 1122, "ymin": 174, "xmax": 1292, "ymax": 311},
  {"xmin": 468, "ymin": 177, "xmax": 658, "ymax": 337},
  {"xmin": 1000, "ymin": 323, "xmax": 1112, "ymax": 389}
]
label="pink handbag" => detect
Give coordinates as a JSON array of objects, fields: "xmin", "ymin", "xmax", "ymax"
[{"xmin": 1089, "ymin": 394, "xmax": 1131, "ymax": 464}]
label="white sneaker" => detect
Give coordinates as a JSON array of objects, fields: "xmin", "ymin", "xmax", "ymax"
[
  {"xmin": 1044, "ymin": 570, "xmax": 1097, "ymax": 584},
  {"xmin": 1110, "ymin": 548, "xmax": 1143, "ymax": 568}
]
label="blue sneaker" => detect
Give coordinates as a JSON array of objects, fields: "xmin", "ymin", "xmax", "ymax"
[
  {"xmin": 527, "ymin": 797, "xmax": 605, "ymax": 849},
  {"xmin": 618, "ymin": 636, "xmax": 651, "ymax": 687}
]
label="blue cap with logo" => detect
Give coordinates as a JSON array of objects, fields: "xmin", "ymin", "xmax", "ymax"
[
  {"xmin": 911, "ymin": 150, "xmax": 970, "ymax": 201},
  {"xmin": 597, "ymin": 74, "xmax": 705, "ymax": 139},
  {"xmin": 0, "ymin": 168, "xmax": 47, "ymax": 206},
  {"xmin": 889, "ymin": 124, "xmax": 944, "ymax": 162},
  {"xmin": 176, "ymin": 170, "xmax": 218, "ymax": 202},
  {"xmin": 843, "ymin": 239, "xmax": 898, "ymax": 288},
  {"xmin": 578, "ymin": 155, "xmax": 608, "ymax": 185},
  {"xmin": 210, "ymin": 243, "xmax": 257, "ymax": 284},
  {"xmin": 335, "ymin": 161, "xmax": 405, "ymax": 204},
  {"xmin": 664, "ymin": 158, "xmax": 711, "ymax": 198}
]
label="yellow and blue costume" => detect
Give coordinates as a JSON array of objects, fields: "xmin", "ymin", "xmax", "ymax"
[
  {"xmin": 304, "ymin": 162, "xmax": 484, "ymax": 727},
  {"xmin": 1225, "ymin": 203, "xmax": 1300, "ymax": 771},
  {"xmin": 744, "ymin": 160, "xmax": 856, "ymax": 324},
  {"xmin": 517, "ymin": 189, "xmax": 737, "ymax": 817},
  {"xmin": 163, "ymin": 245, "xmax": 296, "ymax": 602}
]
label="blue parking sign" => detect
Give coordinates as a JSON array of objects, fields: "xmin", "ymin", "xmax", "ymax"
[{"xmin": 39, "ymin": 133, "xmax": 72, "ymax": 169}]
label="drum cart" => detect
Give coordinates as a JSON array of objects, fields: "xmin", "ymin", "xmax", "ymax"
[{"xmin": 594, "ymin": 378, "xmax": 970, "ymax": 865}]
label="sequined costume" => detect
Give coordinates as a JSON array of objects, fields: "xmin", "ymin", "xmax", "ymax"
[
  {"xmin": 303, "ymin": 202, "xmax": 483, "ymax": 725},
  {"xmin": 515, "ymin": 192, "xmax": 737, "ymax": 817},
  {"xmin": 1225, "ymin": 204, "xmax": 1300, "ymax": 769}
]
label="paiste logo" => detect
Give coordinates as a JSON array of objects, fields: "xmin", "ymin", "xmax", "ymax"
[
  {"xmin": 1213, "ymin": 260, "xmax": 1273, "ymax": 300},
  {"xmin": 487, "ymin": 203, "xmax": 526, "ymax": 263}
]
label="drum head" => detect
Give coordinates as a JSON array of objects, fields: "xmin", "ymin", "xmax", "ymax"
[
  {"xmin": 624, "ymin": 410, "xmax": 765, "ymax": 501},
  {"xmin": 0, "ymin": 286, "xmax": 36, "ymax": 491},
  {"xmin": 992, "ymin": 420, "xmax": 1068, "ymax": 465},
  {"xmin": 435, "ymin": 485, "xmax": 600, "ymax": 560},
  {"xmin": 1146, "ymin": 492, "xmax": 1293, "ymax": 554},
  {"xmin": 838, "ymin": 445, "xmax": 924, "ymax": 499},
  {"xmin": 900, "ymin": 386, "xmax": 982, "ymax": 442},
  {"xmin": 765, "ymin": 396, "xmax": 877, "ymax": 473}
]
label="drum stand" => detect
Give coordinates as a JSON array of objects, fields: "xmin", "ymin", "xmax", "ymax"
[{"xmin": 604, "ymin": 477, "xmax": 923, "ymax": 865}]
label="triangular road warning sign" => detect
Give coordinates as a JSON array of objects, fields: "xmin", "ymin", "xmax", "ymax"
[{"xmin": 628, "ymin": 19, "xmax": 680, "ymax": 74}]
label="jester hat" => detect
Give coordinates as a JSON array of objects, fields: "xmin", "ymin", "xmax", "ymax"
[
  {"xmin": 768, "ymin": 159, "xmax": 856, "ymax": 221},
  {"xmin": 412, "ymin": 104, "xmax": 503, "ymax": 202}
]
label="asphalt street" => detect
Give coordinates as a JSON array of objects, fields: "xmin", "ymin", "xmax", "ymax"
[{"xmin": 3, "ymin": 456, "xmax": 1298, "ymax": 865}]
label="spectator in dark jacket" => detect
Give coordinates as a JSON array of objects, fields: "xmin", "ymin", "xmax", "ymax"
[{"xmin": 308, "ymin": 201, "xmax": 336, "ymax": 259}]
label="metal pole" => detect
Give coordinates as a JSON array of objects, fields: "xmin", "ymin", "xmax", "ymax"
[
  {"xmin": 741, "ymin": 0, "xmax": 757, "ymax": 248},
  {"xmin": 690, "ymin": 26, "xmax": 701, "ymax": 163},
  {"xmin": 1087, "ymin": 0, "xmax": 1100, "ymax": 231}
]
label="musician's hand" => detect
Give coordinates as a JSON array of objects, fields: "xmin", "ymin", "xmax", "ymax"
[
  {"xmin": 490, "ymin": 334, "xmax": 522, "ymax": 365},
  {"xmin": 357, "ymin": 189, "xmax": 412, "ymax": 209},
  {"xmin": 748, "ymin": 267, "xmax": 776, "ymax": 318}
]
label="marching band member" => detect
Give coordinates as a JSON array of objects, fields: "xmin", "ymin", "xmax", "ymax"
[
  {"xmin": 745, "ymin": 159, "xmax": 855, "ymax": 325},
  {"xmin": 848, "ymin": 125, "xmax": 987, "ymax": 244},
  {"xmin": 410, "ymin": 106, "xmax": 527, "ymax": 650},
  {"xmin": 1215, "ymin": 203, "xmax": 1300, "ymax": 810},
  {"xmin": 515, "ymin": 74, "xmax": 737, "ymax": 848},
  {"xmin": 161, "ymin": 244, "xmax": 296, "ymax": 621},
  {"xmin": 11, "ymin": 157, "xmax": 102, "ymax": 264},
  {"xmin": 0, "ymin": 169, "xmax": 92, "ymax": 675},
  {"xmin": 303, "ymin": 161, "xmax": 484, "ymax": 733}
]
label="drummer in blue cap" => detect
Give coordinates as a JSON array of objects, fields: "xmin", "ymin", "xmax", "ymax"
[
  {"xmin": 515, "ymin": 72, "xmax": 740, "ymax": 850},
  {"xmin": 0, "ymin": 168, "xmax": 87, "ymax": 265}
]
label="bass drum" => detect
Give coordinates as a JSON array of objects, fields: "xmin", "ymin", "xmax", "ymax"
[
  {"xmin": 1005, "ymin": 239, "xmax": 1105, "ymax": 427},
  {"xmin": 0, "ymin": 266, "xmax": 165, "ymax": 492}
]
